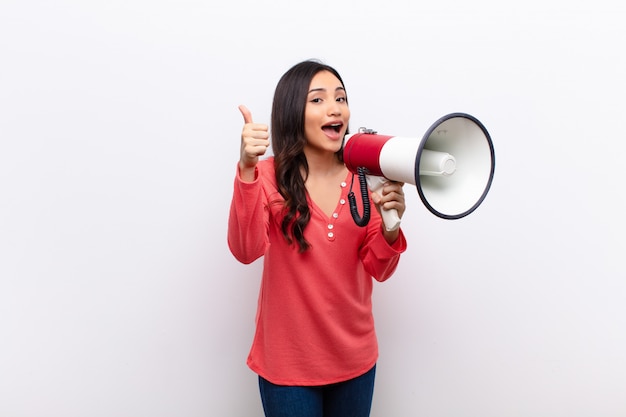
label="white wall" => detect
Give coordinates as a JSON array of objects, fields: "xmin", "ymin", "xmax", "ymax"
[{"xmin": 1, "ymin": 1, "xmax": 624, "ymax": 416}]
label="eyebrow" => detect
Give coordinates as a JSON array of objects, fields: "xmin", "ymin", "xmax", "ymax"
[{"xmin": 308, "ymin": 86, "xmax": 346, "ymax": 94}]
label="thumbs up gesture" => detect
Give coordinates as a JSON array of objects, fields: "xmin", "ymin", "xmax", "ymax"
[{"xmin": 238, "ymin": 105, "xmax": 270, "ymax": 179}]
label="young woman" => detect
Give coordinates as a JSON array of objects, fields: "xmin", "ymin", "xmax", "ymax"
[{"xmin": 228, "ymin": 60, "xmax": 407, "ymax": 417}]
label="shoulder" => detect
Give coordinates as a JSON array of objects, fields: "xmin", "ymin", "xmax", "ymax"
[
  {"xmin": 256, "ymin": 157, "xmax": 280, "ymax": 196},
  {"xmin": 256, "ymin": 157, "xmax": 276, "ymax": 184},
  {"xmin": 257, "ymin": 157, "xmax": 275, "ymax": 174},
  {"xmin": 254, "ymin": 157, "xmax": 275, "ymax": 179}
]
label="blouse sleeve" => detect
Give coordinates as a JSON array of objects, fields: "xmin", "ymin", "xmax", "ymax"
[
  {"xmin": 358, "ymin": 215, "xmax": 408, "ymax": 282},
  {"xmin": 227, "ymin": 165, "xmax": 270, "ymax": 264}
]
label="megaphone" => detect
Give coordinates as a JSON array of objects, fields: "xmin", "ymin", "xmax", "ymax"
[{"xmin": 343, "ymin": 112, "xmax": 495, "ymax": 231}]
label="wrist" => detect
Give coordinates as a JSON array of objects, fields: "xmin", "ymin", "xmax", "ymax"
[
  {"xmin": 382, "ymin": 228, "xmax": 399, "ymax": 245},
  {"xmin": 238, "ymin": 162, "xmax": 257, "ymax": 182}
]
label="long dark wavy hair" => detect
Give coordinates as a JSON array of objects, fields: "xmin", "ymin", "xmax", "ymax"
[{"xmin": 271, "ymin": 60, "xmax": 347, "ymax": 252}]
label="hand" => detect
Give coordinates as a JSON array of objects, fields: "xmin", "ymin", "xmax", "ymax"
[
  {"xmin": 238, "ymin": 105, "xmax": 270, "ymax": 176},
  {"xmin": 371, "ymin": 181, "xmax": 406, "ymax": 243},
  {"xmin": 371, "ymin": 181, "xmax": 406, "ymax": 219}
]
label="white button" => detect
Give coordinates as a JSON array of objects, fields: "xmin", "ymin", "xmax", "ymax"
[
  {"xmin": 332, "ymin": 213, "xmax": 338, "ymax": 218},
  {"xmin": 327, "ymin": 224, "xmax": 334, "ymax": 230},
  {"xmin": 340, "ymin": 199, "xmax": 346, "ymax": 205},
  {"xmin": 341, "ymin": 182, "xmax": 347, "ymax": 188},
  {"xmin": 328, "ymin": 232, "xmax": 334, "ymax": 238}
]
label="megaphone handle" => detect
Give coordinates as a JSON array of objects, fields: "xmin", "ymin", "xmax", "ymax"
[{"xmin": 365, "ymin": 175, "xmax": 401, "ymax": 232}]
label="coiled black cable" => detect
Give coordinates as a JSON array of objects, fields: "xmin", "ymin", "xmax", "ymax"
[{"xmin": 348, "ymin": 167, "xmax": 370, "ymax": 227}]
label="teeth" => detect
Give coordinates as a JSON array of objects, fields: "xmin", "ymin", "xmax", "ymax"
[{"xmin": 323, "ymin": 122, "xmax": 342, "ymax": 132}]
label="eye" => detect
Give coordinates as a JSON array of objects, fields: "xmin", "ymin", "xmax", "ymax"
[
  {"xmin": 336, "ymin": 97, "xmax": 347, "ymax": 103},
  {"xmin": 310, "ymin": 98, "xmax": 323, "ymax": 103}
]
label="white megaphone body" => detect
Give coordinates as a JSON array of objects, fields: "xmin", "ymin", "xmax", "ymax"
[{"xmin": 343, "ymin": 113, "xmax": 495, "ymax": 231}]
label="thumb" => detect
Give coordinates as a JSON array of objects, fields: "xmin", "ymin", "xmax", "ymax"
[
  {"xmin": 370, "ymin": 191, "xmax": 382, "ymax": 205},
  {"xmin": 238, "ymin": 105, "xmax": 253, "ymax": 124}
]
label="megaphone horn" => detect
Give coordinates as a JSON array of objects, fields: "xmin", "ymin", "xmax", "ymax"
[{"xmin": 343, "ymin": 113, "xmax": 495, "ymax": 230}]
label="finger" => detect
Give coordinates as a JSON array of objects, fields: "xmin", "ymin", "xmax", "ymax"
[
  {"xmin": 379, "ymin": 185, "xmax": 405, "ymax": 206},
  {"xmin": 247, "ymin": 144, "xmax": 269, "ymax": 157},
  {"xmin": 381, "ymin": 183, "xmax": 404, "ymax": 198},
  {"xmin": 384, "ymin": 181, "xmax": 405, "ymax": 190},
  {"xmin": 238, "ymin": 105, "xmax": 253, "ymax": 124}
]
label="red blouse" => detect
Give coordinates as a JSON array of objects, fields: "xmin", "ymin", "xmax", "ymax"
[{"xmin": 228, "ymin": 158, "xmax": 407, "ymax": 385}]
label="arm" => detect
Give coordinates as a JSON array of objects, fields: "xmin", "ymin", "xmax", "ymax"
[
  {"xmin": 359, "ymin": 220, "xmax": 407, "ymax": 282},
  {"xmin": 227, "ymin": 166, "xmax": 269, "ymax": 264}
]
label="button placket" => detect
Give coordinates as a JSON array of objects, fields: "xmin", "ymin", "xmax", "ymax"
[{"xmin": 327, "ymin": 181, "xmax": 347, "ymax": 241}]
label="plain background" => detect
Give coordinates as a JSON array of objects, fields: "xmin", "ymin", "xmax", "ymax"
[{"xmin": 1, "ymin": 1, "xmax": 625, "ymax": 416}]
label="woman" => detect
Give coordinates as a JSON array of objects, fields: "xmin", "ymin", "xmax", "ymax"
[{"xmin": 228, "ymin": 59, "xmax": 407, "ymax": 417}]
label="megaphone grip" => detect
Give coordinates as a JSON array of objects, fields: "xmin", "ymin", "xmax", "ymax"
[
  {"xmin": 366, "ymin": 175, "xmax": 401, "ymax": 232},
  {"xmin": 380, "ymin": 208, "xmax": 401, "ymax": 232}
]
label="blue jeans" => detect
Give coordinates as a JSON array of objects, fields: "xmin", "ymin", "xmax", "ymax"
[{"xmin": 258, "ymin": 365, "xmax": 376, "ymax": 417}]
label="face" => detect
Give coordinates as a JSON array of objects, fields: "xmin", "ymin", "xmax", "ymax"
[{"xmin": 303, "ymin": 70, "xmax": 350, "ymax": 156}]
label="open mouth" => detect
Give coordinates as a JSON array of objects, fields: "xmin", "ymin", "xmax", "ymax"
[{"xmin": 322, "ymin": 122, "xmax": 343, "ymax": 134}]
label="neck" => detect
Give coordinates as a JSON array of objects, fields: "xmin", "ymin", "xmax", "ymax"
[{"xmin": 304, "ymin": 149, "xmax": 343, "ymax": 176}]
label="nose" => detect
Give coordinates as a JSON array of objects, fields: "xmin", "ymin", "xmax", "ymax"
[{"xmin": 328, "ymin": 100, "xmax": 342, "ymax": 116}]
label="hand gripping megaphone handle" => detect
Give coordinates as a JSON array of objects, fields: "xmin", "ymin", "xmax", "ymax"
[{"xmin": 366, "ymin": 175, "xmax": 401, "ymax": 232}]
